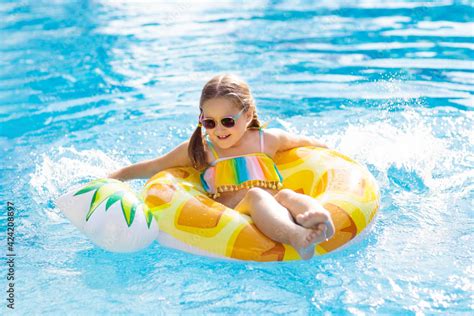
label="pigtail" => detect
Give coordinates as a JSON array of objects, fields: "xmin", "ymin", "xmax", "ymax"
[
  {"xmin": 188, "ymin": 121, "xmax": 207, "ymax": 170},
  {"xmin": 247, "ymin": 111, "xmax": 262, "ymax": 130}
]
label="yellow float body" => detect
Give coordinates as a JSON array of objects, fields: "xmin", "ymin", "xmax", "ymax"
[{"xmin": 143, "ymin": 147, "xmax": 380, "ymax": 262}]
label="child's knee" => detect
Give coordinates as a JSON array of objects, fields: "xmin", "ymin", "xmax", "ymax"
[{"xmin": 245, "ymin": 187, "xmax": 267, "ymax": 202}]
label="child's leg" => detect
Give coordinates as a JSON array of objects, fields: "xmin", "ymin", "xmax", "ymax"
[
  {"xmin": 274, "ymin": 189, "xmax": 335, "ymax": 239},
  {"xmin": 234, "ymin": 188, "xmax": 326, "ymax": 260}
]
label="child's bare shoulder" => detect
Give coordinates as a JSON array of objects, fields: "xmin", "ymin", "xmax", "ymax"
[
  {"xmin": 263, "ymin": 128, "xmax": 286, "ymax": 141},
  {"xmin": 262, "ymin": 128, "xmax": 286, "ymax": 152}
]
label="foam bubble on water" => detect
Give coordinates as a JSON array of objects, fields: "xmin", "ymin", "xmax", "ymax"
[
  {"xmin": 30, "ymin": 146, "xmax": 130, "ymax": 218},
  {"xmin": 320, "ymin": 107, "xmax": 474, "ymax": 237},
  {"xmin": 310, "ymin": 108, "xmax": 474, "ymax": 313},
  {"xmin": 326, "ymin": 113, "xmax": 447, "ymax": 191}
]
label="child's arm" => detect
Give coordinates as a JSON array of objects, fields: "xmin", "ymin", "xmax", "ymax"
[
  {"xmin": 108, "ymin": 141, "xmax": 192, "ymax": 181},
  {"xmin": 270, "ymin": 129, "xmax": 328, "ymax": 152}
]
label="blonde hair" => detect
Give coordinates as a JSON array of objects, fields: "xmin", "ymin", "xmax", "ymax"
[{"xmin": 188, "ymin": 74, "xmax": 262, "ymax": 170}]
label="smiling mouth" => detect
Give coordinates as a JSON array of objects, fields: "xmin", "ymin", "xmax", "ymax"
[{"xmin": 217, "ymin": 134, "xmax": 230, "ymax": 140}]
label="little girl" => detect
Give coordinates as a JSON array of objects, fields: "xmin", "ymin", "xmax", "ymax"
[{"xmin": 109, "ymin": 74, "xmax": 335, "ymax": 260}]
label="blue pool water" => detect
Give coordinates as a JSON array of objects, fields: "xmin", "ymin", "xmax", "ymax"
[{"xmin": 1, "ymin": 0, "xmax": 473, "ymax": 314}]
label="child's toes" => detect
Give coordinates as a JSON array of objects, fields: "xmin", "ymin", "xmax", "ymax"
[
  {"xmin": 324, "ymin": 220, "xmax": 335, "ymax": 239},
  {"xmin": 316, "ymin": 223, "xmax": 327, "ymax": 234},
  {"xmin": 295, "ymin": 213, "xmax": 307, "ymax": 225},
  {"xmin": 297, "ymin": 210, "xmax": 329, "ymax": 228},
  {"xmin": 295, "ymin": 211, "xmax": 312, "ymax": 226},
  {"xmin": 306, "ymin": 230, "xmax": 318, "ymax": 242}
]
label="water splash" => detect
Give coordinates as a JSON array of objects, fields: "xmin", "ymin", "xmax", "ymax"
[{"xmin": 30, "ymin": 146, "xmax": 130, "ymax": 219}]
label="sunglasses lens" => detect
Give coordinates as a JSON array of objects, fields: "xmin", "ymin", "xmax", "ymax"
[
  {"xmin": 221, "ymin": 118, "xmax": 235, "ymax": 128},
  {"xmin": 202, "ymin": 119, "xmax": 216, "ymax": 129}
]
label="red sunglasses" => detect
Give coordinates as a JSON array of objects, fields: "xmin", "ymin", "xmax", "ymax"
[{"xmin": 200, "ymin": 108, "xmax": 246, "ymax": 129}]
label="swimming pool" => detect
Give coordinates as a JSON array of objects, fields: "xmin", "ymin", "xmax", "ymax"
[{"xmin": 1, "ymin": 0, "xmax": 472, "ymax": 314}]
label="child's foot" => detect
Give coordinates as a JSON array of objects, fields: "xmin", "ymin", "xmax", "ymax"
[
  {"xmin": 295, "ymin": 207, "xmax": 335, "ymax": 240},
  {"xmin": 289, "ymin": 225, "xmax": 326, "ymax": 260},
  {"xmin": 274, "ymin": 189, "xmax": 335, "ymax": 240}
]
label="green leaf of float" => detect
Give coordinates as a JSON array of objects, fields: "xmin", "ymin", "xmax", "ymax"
[
  {"xmin": 120, "ymin": 192, "xmax": 138, "ymax": 227},
  {"xmin": 104, "ymin": 191, "xmax": 153, "ymax": 229},
  {"xmin": 144, "ymin": 205, "xmax": 153, "ymax": 229},
  {"xmin": 73, "ymin": 179, "xmax": 108, "ymax": 196},
  {"xmin": 75, "ymin": 179, "xmax": 154, "ymax": 229},
  {"xmin": 105, "ymin": 191, "xmax": 125, "ymax": 211},
  {"xmin": 85, "ymin": 190, "xmax": 100, "ymax": 221},
  {"xmin": 86, "ymin": 182, "xmax": 125, "ymax": 221}
]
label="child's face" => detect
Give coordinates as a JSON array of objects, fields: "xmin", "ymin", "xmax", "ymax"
[{"xmin": 201, "ymin": 97, "xmax": 252, "ymax": 149}]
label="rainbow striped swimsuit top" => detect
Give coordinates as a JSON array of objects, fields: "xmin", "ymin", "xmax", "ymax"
[{"xmin": 200, "ymin": 129, "xmax": 283, "ymax": 199}]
